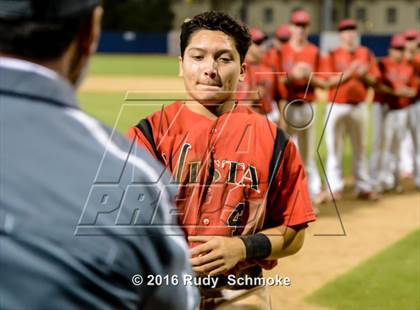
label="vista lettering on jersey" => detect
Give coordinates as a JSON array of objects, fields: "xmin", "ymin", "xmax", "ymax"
[{"xmin": 173, "ymin": 142, "xmax": 260, "ymax": 192}]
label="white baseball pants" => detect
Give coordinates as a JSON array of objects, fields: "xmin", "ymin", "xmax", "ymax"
[
  {"xmin": 407, "ymin": 101, "xmax": 420, "ymax": 187},
  {"xmin": 325, "ymin": 102, "xmax": 372, "ymax": 193},
  {"xmin": 285, "ymin": 102, "xmax": 321, "ymax": 198},
  {"xmin": 369, "ymin": 102, "xmax": 388, "ymax": 188}
]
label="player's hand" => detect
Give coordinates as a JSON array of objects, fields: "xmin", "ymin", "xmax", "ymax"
[
  {"xmin": 188, "ymin": 236, "xmax": 246, "ymax": 276},
  {"xmin": 290, "ymin": 62, "xmax": 311, "ymax": 80},
  {"xmin": 394, "ymin": 86, "xmax": 416, "ymax": 98},
  {"xmin": 347, "ymin": 59, "xmax": 361, "ymax": 75},
  {"xmin": 356, "ymin": 64, "xmax": 368, "ymax": 77}
]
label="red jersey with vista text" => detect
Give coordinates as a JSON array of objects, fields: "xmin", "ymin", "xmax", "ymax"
[
  {"xmin": 280, "ymin": 42, "xmax": 320, "ymax": 102},
  {"xmin": 378, "ymin": 56, "xmax": 417, "ymax": 109},
  {"xmin": 323, "ymin": 46, "xmax": 380, "ymax": 104},
  {"xmin": 127, "ymin": 101, "xmax": 315, "ymax": 270},
  {"xmin": 237, "ymin": 62, "xmax": 279, "ymax": 114}
]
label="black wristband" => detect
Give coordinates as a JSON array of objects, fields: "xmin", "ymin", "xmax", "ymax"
[{"xmin": 239, "ymin": 233, "xmax": 272, "ymax": 260}]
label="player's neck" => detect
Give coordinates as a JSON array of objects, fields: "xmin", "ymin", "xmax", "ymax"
[
  {"xmin": 341, "ymin": 43, "xmax": 357, "ymax": 53},
  {"xmin": 289, "ymin": 38, "xmax": 307, "ymax": 50},
  {"xmin": 184, "ymin": 99, "xmax": 236, "ymax": 120},
  {"xmin": 390, "ymin": 56, "xmax": 402, "ymax": 63}
]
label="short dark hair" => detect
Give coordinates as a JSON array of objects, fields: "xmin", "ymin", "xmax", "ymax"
[
  {"xmin": 180, "ymin": 11, "xmax": 251, "ymax": 63},
  {"xmin": 0, "ymin": 12, "xmax": 93, "ymax": 61}
]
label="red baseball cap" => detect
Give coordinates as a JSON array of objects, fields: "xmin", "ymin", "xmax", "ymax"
[
  {"xmin": 249, "ymin": 27, "xmax": 267, "ymax": 43},
  {"xmin": 404, "ymin": 28, "xmax": 418, "ymax": 40},
  {"xmin": 275, "ymin": 24, "xmax": 291, "ymax": 41},
  {"xmin": 338, "ymin": 19, "xmax": 357, "ymax": 31},
  {"xmin": 390, "ymin": 34, "xmax": 406, "ymax": 49},
  {"xmin": 290, "ymin": 10, "xmax": 310, "ymax": 25}
]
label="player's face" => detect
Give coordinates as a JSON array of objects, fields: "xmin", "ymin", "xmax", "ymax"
[
  {"xmin": 247, "ymin": 41, "xmax": 266, "ymax": 62},
  {"xmin": 273, "ymin": 38, "xmax": 284, "ymax": 50},
  {"xmin": 390, "ymin": 48, "xmax": 404, "ymax": 62},
  {"xmin": 340, "ymin": 29, "xmax": 358, "ymax": 48},
  {"xmin": 290, "ymin": 23, "xmax": 308, "ymax": 40},
  {"xmin": 405, "ymin": 39, "xmax": 418, "ymax": 53},
  {"xmin": 180, "ymin": 30, "xmax": 246, "ymax": 105}
]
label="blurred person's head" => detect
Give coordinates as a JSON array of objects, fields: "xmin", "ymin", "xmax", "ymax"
[
  {"xmin": 289, "ymin": 10, "xmax": 310, "ymax": 43},
  {"xmin": 246, "ymin": 27, "xmax": 267, "ymax": 64},
  {"xmin": 389, "ymin": 34, "xmax": 406, "ymax": 62},
  {"xmin": 403, "ymin": 29, "xmax": 419, "ymax": 60},
  {"xmin": 273, "ymin": 24, "xmax": 290, "ymax": 50},
  {"xmin": 0, "ymin": 0, "xmax": 102, "ymax": 88},
  {"xmin": 338, "ymin": 19, "xmax": 358, "ymax": 51},
  {"xmin": 179, "ymin": 11, "xmax": 251, "ymax": 106},
  {"xmin": 403, "ymin": 29, "xmax": 418, "ymax": 50}
]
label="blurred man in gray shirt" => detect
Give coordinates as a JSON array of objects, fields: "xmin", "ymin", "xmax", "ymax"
[{"xmin": 0, "ymin": 1, "xmax": 198, "ymax": 308}]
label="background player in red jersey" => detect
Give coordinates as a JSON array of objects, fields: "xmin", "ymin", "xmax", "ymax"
[
  {"xmin": 407, "ymin": 30, "xmax": 420, "ymax": 189},
  {"xmin": 128, "ymin": 11, "xmax": 316, "ymax": 309},
  {"xmin": 375, "ymin": 34, "xmax": 417, "ymax": 192},
  {"xmin": 279, "ymin": 9, "xmax": 326, "ymax": 204},
  {"xmin": 237, "ymin": 27, "xmax": 282, "ymax": 123},
  {"xmin": 261, "ymin": 24, "xmax": 290, "ymax": 73},
  {"xmin": 261, "ymin": 24, "xmax": 291, "ymax": 129},
  {"xmin": 322, "ymin": 19, "xmax": 381, "ymax": 201},
  {"xmin": 399, "ymin": 29, "xmax": 420, "ymax": 188},
  {"xmin": 397, "ymin": 29, "xmax": 419, "ymax": 180}
]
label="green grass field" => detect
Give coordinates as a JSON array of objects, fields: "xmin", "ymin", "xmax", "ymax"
[
  {"xmin": 88, "ymin": 54, "xmax": 178, "ymax": 76},
  {"xmin": 306, "ymin": 229, "xmax": 420, "ymax": 310}
]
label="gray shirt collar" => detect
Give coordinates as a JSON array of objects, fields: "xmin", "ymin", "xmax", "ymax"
[{"xmin": 0, "ymin": 60, "xmax": 78, "ymax": 109}]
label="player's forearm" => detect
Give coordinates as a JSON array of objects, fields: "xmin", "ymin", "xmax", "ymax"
[
  {"xmin": 360, "ymin": 74, "xmax": 377, "ymax": 87},
  {"xmin": 278, "ymin": 100, "xmax": 288, "ymax": 130},
  {"xmin": 376, "ymin": 84, "xmax": 394, "ymax": 95},
  {"xmin": 259, "ymin": 225, "xmax": 305, "ymax": 260},
  {"xmin": 400, "ymin": 87, "xmax": 417, "ymax": 98},
  {"xmin": 326, "ymin": 69, "xmax": 355, "ymax": 88},
  {"xmin": 310, "ymin": 77, "xmax": 329, "ymax": 89}
]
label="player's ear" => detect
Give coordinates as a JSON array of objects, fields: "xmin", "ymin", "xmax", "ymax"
[
  {"xmin": 178, "ymin": 56, "xmax": 184, "ymax": 77},
  {"xmin": 88, "ymin": 6, "xmax": 103, "ymax": 55},
  {"xmin": 77, "ymin": 6, "xmax": 103, "ymax": 56},
  {"xmin": 238, "ymin": 62, "xmax": 247, "ymax": 82}
]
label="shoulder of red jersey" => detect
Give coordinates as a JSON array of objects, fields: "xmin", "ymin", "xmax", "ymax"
[
  {"xmin": 358, "ymin": 45, "xmax": 375, "ymax": 57},
  {"xmin": 330, "ymin": 46, "xmax": 341, "ymax": 54},
  {"xmin": 234, "ymin": 104, "xmax": 278, "ymax": 130},
  {"xmin": 144, "ymin": 101, "xmax": 184, "ymax": 133},
  {"xmin": 146, "ymin": 101, "xmax": 182, "ymax": 121},
  {"xmin": 306, "ymin": 42, "xmax": 319, "ymax": 52}
]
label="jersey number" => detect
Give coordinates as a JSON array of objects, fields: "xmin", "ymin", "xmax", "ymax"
[{"xmin": 228, "ymin": 203, "xmax": 246, "ymax": 236}]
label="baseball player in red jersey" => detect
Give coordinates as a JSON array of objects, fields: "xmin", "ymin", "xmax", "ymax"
[
  {"xmin": 322, "ymin": 19, "xmax": 381, "ymax": 201},
  {"xmin": 127, "ymin": 11, "xmax": 315, "ymax": 309},
  {"xmin": 401, "ymin": 29, "xmax": 420, "ymax": 188},
  {"xmin": 237, "ymin": 27, "xmax": 282, "ymax": 123},
  {"xmin": 279, "ymin": 9, "xmax": 327, "ymax": 204},
  {"xmin": 261, "ymin": 24, "xmax": 290, "ymax": 73},
  {"xmin": 375, "ymin": 34, "xmax": 418, "ymax": 191},
  {"xmin": 261, "ymin": 24, "xmax": 291, "ymax": 129},
  {"xmin": 397, "ymin": 29, "xmax": 419, "ymax": 179}
]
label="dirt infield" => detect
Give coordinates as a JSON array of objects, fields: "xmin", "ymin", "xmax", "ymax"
[
  {"xmin": 267, "ymin": 191, "xmax": 419, "ymax": 309},
  {"xmin": 81, "ymin": 75, "xmax": 420, "ymax": 309}
]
